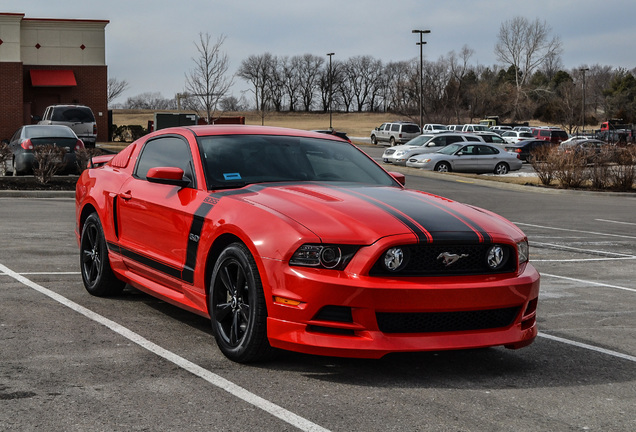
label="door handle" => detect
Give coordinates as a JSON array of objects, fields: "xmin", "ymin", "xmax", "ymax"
[{"xmin": 120, "ymin": 191, "xmax": 132, "ymax": 200}]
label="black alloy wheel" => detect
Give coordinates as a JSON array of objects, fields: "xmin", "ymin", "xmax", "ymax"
[
  {"xmin": 80, "ymin": 213, "xmax": 125, "ymax": 296},
  {"xmin": 209, "ymin": 243, "xmax": 273, "ymax": 363}
]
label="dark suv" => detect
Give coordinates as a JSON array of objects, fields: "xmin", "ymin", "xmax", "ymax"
[{"xmin": 38, "ymin": 104, "xmax": 97, "ymax": 147}]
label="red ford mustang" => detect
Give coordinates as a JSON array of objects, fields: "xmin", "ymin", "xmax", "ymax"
[{"xmin": 76, "ymin": 125, "xmax": 540, "ymax": 362}]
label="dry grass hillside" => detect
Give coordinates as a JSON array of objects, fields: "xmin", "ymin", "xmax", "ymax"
[{"xmin": 112, "ymin": 109, "xmax": 416, "ymax": 138}]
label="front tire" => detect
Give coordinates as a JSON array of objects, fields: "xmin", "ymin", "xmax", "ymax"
[
  {"xmin": 80, "ymin": 213, "xmax": 125, "ymax": 296},
  {"xmin": 371, "ymin": 135, "xmax": 377, "ymax": 145},
  {"xmin": 435, "ymin": 162, "xmax": 451, "ymax": 172},
  {"xmin": 209, "ymin": 243, "xmax": 273, "ymax": 363}
]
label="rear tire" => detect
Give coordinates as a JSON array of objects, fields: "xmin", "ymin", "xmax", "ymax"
[
  {"xmin": 494, "ymin": 162, "xmax": 509, "ymax": 175},
  {"xmin": 389, "ymin": 136, "xmax": 396, "ymax": 146},
  {"xmin": 80, "ymin": 213, "xmax": 126, "ymax": 296}
]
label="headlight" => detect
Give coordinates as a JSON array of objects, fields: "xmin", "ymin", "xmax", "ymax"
[
  {"xmin": 420, "ymin": 158, "xmax": 432, "ymax": 163},
  {"xmin": 517, "ymin": 240, "xmax": 529, "ymax": 265},
  {"xmin": 395, "ymin": 151, "xmax": 404, "ymax": 157},
  {"xmin": 290, "ymin": 244, "xmax": 359, "ymax": 270}
]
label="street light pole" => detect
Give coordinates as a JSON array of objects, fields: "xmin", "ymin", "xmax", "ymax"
[
  {"xmin": 579, "ymin": 67, "xmax": 589, "ymax": 134},
  {"xmin": 412, "ymin": 29, "xmax": 430, "ymax": 130},
  {"xmin": 327, "ymin": 52, "xmax": 335, "ymax": 130}
]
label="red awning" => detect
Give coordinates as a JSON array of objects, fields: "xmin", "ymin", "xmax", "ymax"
[{"xmin": 30, "ymin": 69, "xmax": 77, "ymax": 87}]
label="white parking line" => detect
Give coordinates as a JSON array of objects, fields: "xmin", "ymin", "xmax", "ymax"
[
  {"xmin": 541, "ymin": 272, "xmax": 636, "ymax": 293},
  {"xmin": 515, "ymin": 222, "xmax": 636, "ymax": 240},
  {"xmin": 539, "ymin": 333, "xmax": 636, "ymax": 363},
  {"xmin": 0, "ymin": 263, "xmax": 331, "ymax": 432},
  {"xmin": 595, "ymin": 219, "xmax": 636, "ymax": 226}
]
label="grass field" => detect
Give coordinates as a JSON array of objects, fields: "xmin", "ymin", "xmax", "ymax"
[{"xmin": 112, "ymin": 109, "xmax": 412, "ymax": 139}]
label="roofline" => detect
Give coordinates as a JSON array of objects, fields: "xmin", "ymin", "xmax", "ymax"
[{"xmin": 22, "ymin": 17, "xmax": 110, "ymax": 24}]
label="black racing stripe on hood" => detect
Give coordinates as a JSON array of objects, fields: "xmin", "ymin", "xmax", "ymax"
[
  {"xmin": 410, "ymin": 192, "xmax": 494, "ymax": 244},
  {"xmin": 340, "ymin": 186, "xmax": 487, "ymax": 244}
]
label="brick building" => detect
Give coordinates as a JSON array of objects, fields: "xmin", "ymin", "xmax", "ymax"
[{"xmin": 0, "ymin": 13, "xmax": 108, "ymax": 141}]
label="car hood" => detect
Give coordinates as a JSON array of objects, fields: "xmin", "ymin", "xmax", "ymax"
[{"xmin": 231, "ymin": 184, "xmax": 523, "ymax": 244}]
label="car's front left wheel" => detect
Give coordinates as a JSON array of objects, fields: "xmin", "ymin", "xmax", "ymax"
[
  {"xmin": 80, "ymin": 213, "xmax": 126, "ymax": 296},
  {"xmin": 209, "ymin": 242, "xmax": 274, "ymax": 363}
]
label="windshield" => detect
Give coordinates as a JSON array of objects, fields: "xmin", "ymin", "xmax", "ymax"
[
  {"xmin": 404, "ymin": 134, "xmax": 434, "ymax": 146},
  {"xmin": 197, "ymin": 134, "xmax": 399, "ymax": 190},
  {"xmin": 437, "ymin": 143, "xmax": 463, "ymax": 155}
]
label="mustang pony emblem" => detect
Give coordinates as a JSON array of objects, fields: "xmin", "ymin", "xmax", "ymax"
[{"xmin": 437, "ymin": 252, "xmax": 469, "ymax": 267}]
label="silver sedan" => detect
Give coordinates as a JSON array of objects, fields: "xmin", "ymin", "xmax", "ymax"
[{"xmin": 405, "ymin": 142, "xmax": 523, "ymax": 174}]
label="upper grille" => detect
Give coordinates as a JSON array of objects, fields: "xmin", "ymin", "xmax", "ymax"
[{"xmin": 370, "ymin": 243, "xmax": 516, "ymax": 277}]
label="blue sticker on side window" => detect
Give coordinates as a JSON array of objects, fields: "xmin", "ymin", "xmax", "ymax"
[{"xmin": 223, "ymin": 173, "xmax": 242, "ymax": 180}]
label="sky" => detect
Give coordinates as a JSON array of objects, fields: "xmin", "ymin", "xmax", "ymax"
[{"xmin": 5, "ymin": 0, "xmax": 636, "ymax": 104}]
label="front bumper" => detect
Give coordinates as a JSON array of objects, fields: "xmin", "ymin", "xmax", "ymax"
[{"xmin": 264, "ymin": 260, "xmax": 540, "ymax": 359}]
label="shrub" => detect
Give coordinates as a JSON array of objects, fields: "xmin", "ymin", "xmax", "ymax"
[
  {"xmin": 529, "ymin": 146, "xmax": 559, "ymax": 186},
  {"xmin": 554, "ymin": 151, "xmax": 588, "ymax": 188},
  {"xmin": 0, "ymin": 141, "xmax": 11, "ymax": 176},
  {"xmin": 608, "ymin": 146, "xmax": 636, "ymax": 191},
  {"xmin": 75, "ymin": 148, "xmax": 106, "ymax": 174},
  {"xmin": 112, "ymin": 124, "xmax": 148, "ymax": 142},
  {"xmin": 33, "ymin": 145, "xmax": 66, "ymax": 184}
]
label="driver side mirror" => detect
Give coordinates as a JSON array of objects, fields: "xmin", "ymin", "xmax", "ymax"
[{"xmin": 147, "ymin": 167, "xmax": 191, "ymax": 188}]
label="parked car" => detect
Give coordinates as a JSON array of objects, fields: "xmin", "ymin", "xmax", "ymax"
[
  {"xmin": 76, "ymin": 125, "xmax": 539, "ymax": 362},
  {"xmin": 313, "ymin": 129, "xmax": 351, "ymax": 143},
  {"xmin": 505, "ymin": 139, "xmax": 553, "ymax": 162},
  {"xmin": 502, "ymin": 130, "xmax": 535, "ymax": 144},
  {"xmin": 4, "ymin": 125, "xmax": 85, "ymax": 175},
  {"xmin": 491, "ymin": 125, "xmax": 513, "ymax": 134},
  {"xmin": 558, "ymin": 139, "xmax": 610, "ymax": 163},
  {"xmin": 476, "ymin": 132, "xmax": 507, "ymax": 145},
  {"xmin": 370, "ymin": 121, "xmax": 421, "ymax": 146},
  {"xmin": 461, "ymin": 124, "xmax": 492, "ymax": 133},
  {"xmin": 532, "ymin": 127, "xmax": 569, "ymax": 144},
  {"xmin": 383, "ymin": 133, "xmax": 484, "ymax": 165},
  {"xmin": 406, "ymin": 142, "xmax": 523, "ymax": 174},
  {"xmin": 422, "ymin": 124, "xmax": 448, "ymax": 133},
  {"xmin": 38, "ymin": 104, "xmax": 97, "ymax": 147},
  {"xmin": 447, "ymin": 124, "xmax": 464, "ymax": 132}
]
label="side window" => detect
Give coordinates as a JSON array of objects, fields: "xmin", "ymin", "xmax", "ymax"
[
  {"xmin": 135, "ymin": 136, "xmax": 195, "ymax": 188},
  {"xmin": 478, "ymin": 145, "xmax": 498, "ymax": 155},
  {"xmin": 465, "ymin": 136, "xmax": 480, "ymax": 142},
  {"xmin": 430, "ymin": 137, "xmax": 445, "ymax": 147},
  {"xmin": 447, "ymin": 136, "xmax": 464, "ymax": 144},
  {"xmin": 391, "ymin": 124, "xmax": 400, "ymax": 132}
]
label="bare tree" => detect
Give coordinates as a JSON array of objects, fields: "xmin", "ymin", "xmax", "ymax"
[
  {"xmin": 184, "ymin": 33, "xmax": 234, "ymax": 123},
  {"xmin": 107, "ymin": 78, "xmax": 129, "ymax": 105},
  {"xmin": 495, "ymin": 17, "xmax": 562, "ymax": 119},
  {"xmin": 238, "ymin": 53, "xmax": 275, "ymax": 121}
]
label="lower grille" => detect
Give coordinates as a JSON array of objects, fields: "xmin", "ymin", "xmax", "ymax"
[{"xmin": 376, "ymin": 306, "xmax": 520, "ymax": 334}]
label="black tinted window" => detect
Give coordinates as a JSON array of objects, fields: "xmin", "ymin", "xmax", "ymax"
[
  {"xmin": 391, "ymin": 124, "xmax": 400, "ymax": 132},
  {"xmin": 52, "ymin": 107, "xmax": 95, "ymax": 122},
  {"xmin": 135, "ymin": 136, "xmax": 195, "ymax": 187},
  {"xmin": 401, "ymin": 124, "xmax": 420, "ymax": 134}
]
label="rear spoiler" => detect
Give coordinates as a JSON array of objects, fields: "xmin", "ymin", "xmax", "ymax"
[{"xmin": 89, "ymin": 154, "xmax": 116, "ymax": 169}]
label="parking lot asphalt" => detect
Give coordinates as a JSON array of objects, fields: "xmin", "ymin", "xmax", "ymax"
[{"xmin": 1, "ymin": 163, "xmax": 635, "ymax": 431}]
